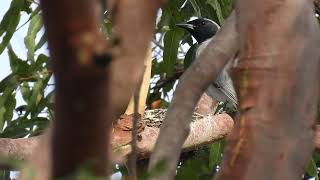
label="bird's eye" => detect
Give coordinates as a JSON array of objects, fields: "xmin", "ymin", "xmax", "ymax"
[{"xmin": 201, "ymin": 21, "xmax": 206, "ymax": 25}]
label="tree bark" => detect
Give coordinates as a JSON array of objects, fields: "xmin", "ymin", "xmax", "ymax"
[
  {"xmin": 148, "ymin": 12, "xmax": 239, "ymax": 180},
  {"xmin": 41, "ymin": 0, "xmax": 111, "ymax": 177},
  {"xmin": 0, "ymin": 112, "xmax": 234, "ymax": 169},
  {"xmin": 215, "ymin": 0, "xmax": 320, "ymax": 180},
  {"xmin": 39, "ymin": 0, "xmax": 162, "ymax": 178}
]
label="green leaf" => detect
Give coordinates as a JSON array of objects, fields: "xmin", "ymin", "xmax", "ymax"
[
  {"xmin": 0, "ymin": 74, "xmax": 20, "ymax": 93},
  {"xmin": 34, "ymin": 32, "xmax": 47, "ymax": 51},
  {"xmin": 0, "ymin": 89, "xmax": 14, "ymax": 130},
  {"xmin": 28, "ymin": 75, "xmax": 50, "ymax": 117},
  {"xmin": 218, "ymin": 0, "xmax": 233, "ymax": 18},
  {"xmin": 180, "ymin": 33, "xmax": 193, "ymax": 46},
  {"xmin": 0, "ymin": 117, "xmax": 30, "ymax": 138},
  {"xmin": 0, "ymin": 0, "xmax": 25, "ymax": 54},
  {"xmin": 8, "ymin": 45, "xmax": 30, "ymax": 76},
  {"xmin": 24, "ymin": 14, "xmax": 42, "ymax": 61},
  {"xmin": 29, "ymin": 117, "xmax": 50, "ymax": 136},
  {"xmin": 0, "ymin": 108, "xmax": 6, "ymax": 132},
  {"xmin": 306, "ymin": 157, "xmax": 319, "ymax": 180},
  {"xmin": 0, "ymin": 0, "xmax": 23, "ymax": 35},
  {"xmin": 206, "ymin": 0, "xmax": 224, "ymax": 24},
  {"xmin": 30, "ymin": 53, "xmax": 49, "ymax": 72},
  {"xmin": 32, "ymin": 89, "xmax": 54, "ymax": 118},
  {"xmin": 163, "ymin": 29, "xmax": 183, "ymax": 76},
  {"xmin": 15, "ymin": 5, "xmax": 41, "ymax": 33},
  {"xmin": 189, "ymin": 0, "xmax": 201, "ymax": 17},
  {"xmin": 184, "ymin": 44, "xmax": 197, "ymax": 69},
  {"xmin": 0, "ymin": 9, "xmax": 21, "ymax": 54},
  {"xmin": 20, "ymin": 82, "xmax": 31, "ymax": 103},
  {"xmin": 209, "ymin": 140, "xmax": 222, "ymax": 170},
  {"xmin": 3, "ymin": 92, "xmax": 16, "ymax": 124}
]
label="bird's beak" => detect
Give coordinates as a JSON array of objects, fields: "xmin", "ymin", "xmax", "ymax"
[{"xmin": 175, "ymin": 23, "xmax": 195, "ymax": 30}]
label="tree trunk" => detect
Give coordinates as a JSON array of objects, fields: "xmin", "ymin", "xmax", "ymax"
[{"xmin": 215, "ymin": 0, "xmax": 320, "ymax": 179}]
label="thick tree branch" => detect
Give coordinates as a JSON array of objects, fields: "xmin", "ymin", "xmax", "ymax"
[
  {"xmin": 108, "ymin": 0, "xmax": 163, "ymax": 117},
  {"xmin": 148, "ymin": 12, "xmax": 239, "ymax": 180},
  {"xmin": 40, "ymin": 0, "xmax": 111, "ymax": 177},
  {"xmin": 215, "ymin": 1, "xmax": 320, "ymax": 180},
  {"xmin": 0, "ymin": 112, "xmax": 234, "ymax": 168}
]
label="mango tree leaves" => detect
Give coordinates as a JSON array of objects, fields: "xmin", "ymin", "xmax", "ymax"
[
  {"xmin": 24, "ymin": 14, "xmax": 42, "ymax": 61},
  {"xmin": 8, "ymin": 45, "xmax": 30, "ymax": 77},
  {"xmin": 0, "ymin": 0, "xmax": 25, "ymax": 54},
  {"xmin": 183, "ymin": 43, "xmax": 197, "ymax": 69},
  {"xmin": 163, "ymin": 28, "xmax": 184, "ymax": 76},
  {"xmin": 0, "ymin": 89, "xmax": 16, "ymax": 131},
  {"xmin": 206, "ymin": 0, "xmax": 224, "ymax": 24},
  {"xmin": 306, "ymin": 155, "xmax": 320, "ymax": 180},
  {"xmin": 0, "ymin": 74, "xmax": 20, "ymax": 93},
  {"xmin": 189, "ymin": 0, "xmax": 201, "ymax": 17},
  {"xmin": 208, "ymin": 140, "xmax": 223, "ymax": 170},
  {"xmin": 0, "ymin": 1, "xmax": 51, "ymax": 138}
]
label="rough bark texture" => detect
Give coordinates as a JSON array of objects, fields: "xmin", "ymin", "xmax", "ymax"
[
  {"xmin": 148, "ymin": 12, "xmax": 239, "ymax": 180},
  {"xmin": 215, "ymin": 1, "xmax": 320, "ymax": 180},
  {"xmin": 0, "ymin": 112, "xmax": 234, "ymax": 167}
]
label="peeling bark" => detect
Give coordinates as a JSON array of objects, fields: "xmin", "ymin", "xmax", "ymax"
[
  {"xmin": 215, "ymin": 1, "xmax": 320, "ymax": 180},
  {"xmin": 0, "ymin": 112, "xmax": 234, "ymax": 168}
]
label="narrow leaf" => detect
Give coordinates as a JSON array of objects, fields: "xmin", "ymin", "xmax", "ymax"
[
  {"xmin": 0, "ymin": 9, "xmax": 21, "ymax": 54},
  {"xmin": 34, "ymin": 32, "xmax": 47, "ymax": 51},
  {"xmin": 0, "ymin": 74, "xmax": 20, "ymax": 93},
  {"xmin": 209, "ymin": 141, "xmax": 222, "ymax": 170},
  {"xmin": 8, "ymin": 45, "xmax": 30, "ymax": 76},
  {"xmin": 24, "ymin": 14, "xmax": 42, "ymax": 61},
  {"xmin": 206, "ymin": 0, "xmax": 224, "ymax": 24},
  {"xmin": 189, "ymin": 0, "xmax": 201, "ymax": 17},
  {"xmin": 306, "ymin": 157, "xmax": 319, "ymax": 180},
  {"xmin": 163, "ymin": 29, "xmax": 183, "ymax": 76},
  {"xmin": 184, "ymin": 44, "xmax": 197, "ymax": 69}
]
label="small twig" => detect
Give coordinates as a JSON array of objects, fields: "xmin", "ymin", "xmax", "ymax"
[
  {"xmin": 128, "ymin": 66, "xmax": 146, "ymax": 180},
  {"xmin": 152, "ymin": 39, "xmax": 164, "ymax": 50}
]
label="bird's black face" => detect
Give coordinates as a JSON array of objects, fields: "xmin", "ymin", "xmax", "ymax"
[{"xmin": 176, "ymin": 18, "xmax": 220, "ymax": 43}]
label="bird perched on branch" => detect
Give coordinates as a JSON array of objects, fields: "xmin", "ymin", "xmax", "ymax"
[{"xmin": 176, "ymin": 18, "xmax": 238, "ymax": 108}]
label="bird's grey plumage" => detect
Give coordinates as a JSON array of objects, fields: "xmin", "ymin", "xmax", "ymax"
[
  {"xmin": 196, "ymin": 38, "xmax": 238, "ymax": 107},
  {"xmin": 176, "ymin": 18, "xmax": 238, "ymax": 107}
]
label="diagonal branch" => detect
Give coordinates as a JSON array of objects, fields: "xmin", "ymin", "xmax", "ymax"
[{"xmin": 148, "ymin": 12, "xmax": 239, "ymax": 180}]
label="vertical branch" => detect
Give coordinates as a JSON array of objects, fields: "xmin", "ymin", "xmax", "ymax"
[
  {"xmin": 215, "ymin": 0, "xmax": 320, "ymax": 180},
  {"xmin": 127, "ymin": 67, "xmax": 145, "ymax": 180},
  {"xmin": 40, "ymin": 0, "xmax": 111, "ymax": 178},
  {"xmin": 38, "ymin": 0, "xmax": 162, "ymax": 179},
  {"xmin": 108, "ymin": 0, "xmax": 163, "ymax": 117}
]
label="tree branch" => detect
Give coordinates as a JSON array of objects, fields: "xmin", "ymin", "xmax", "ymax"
[
  {"xmin": 0, "ymin": 112, "xmax": 234, "ymax": 168},
  {"xmin": 215, "ymin": 0, "xmax": 320, "ymax": 179}
]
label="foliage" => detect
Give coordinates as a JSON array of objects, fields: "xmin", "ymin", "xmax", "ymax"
[{"xmin": 0, "ymin": 0, "xmax": 319, "ymax": 179}]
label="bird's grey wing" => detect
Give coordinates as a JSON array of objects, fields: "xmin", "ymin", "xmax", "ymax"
[
  {"xmin": 214, "ymin": 69, "xmax": 238, "ymax": 106},
  {"xmin": 195, "ymin": 37, "xmax": 238, "ymax": 106}
]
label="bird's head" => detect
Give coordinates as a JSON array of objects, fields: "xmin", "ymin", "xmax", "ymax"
[{"xmin": 176, "ymin": 18, "xmax": 220, "ymax": 43}]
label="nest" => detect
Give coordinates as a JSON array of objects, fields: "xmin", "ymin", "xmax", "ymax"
[{"xmin": 142, "ymin": 109, "xmax": 204, "ymax": 128}]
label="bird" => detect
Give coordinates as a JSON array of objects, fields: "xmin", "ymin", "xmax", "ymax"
[{"xmin": 176, "ymin": 18, "xmax": 238, "ymax": 109}]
